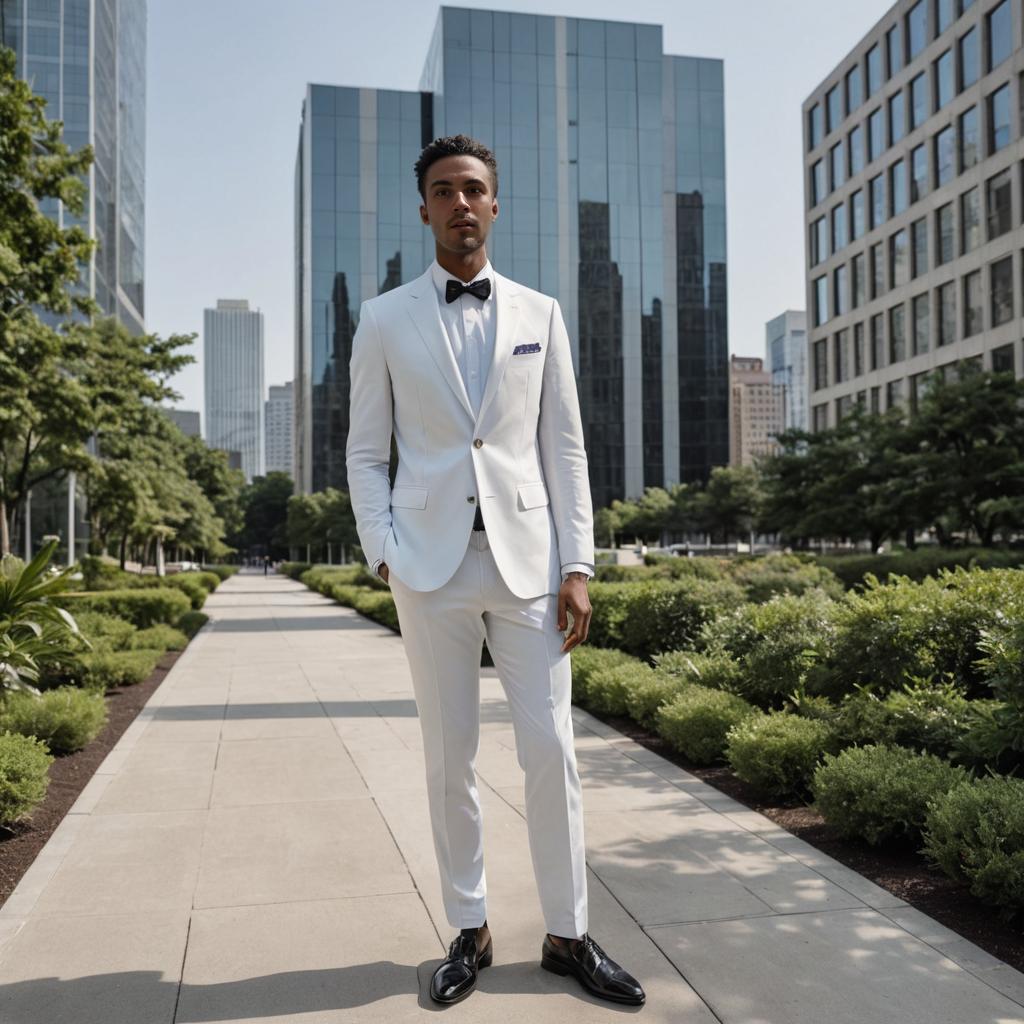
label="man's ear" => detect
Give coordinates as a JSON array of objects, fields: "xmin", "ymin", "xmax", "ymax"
[{"xmin": 419, "ymin": 203, "xmax": 429, "ymax": 225}]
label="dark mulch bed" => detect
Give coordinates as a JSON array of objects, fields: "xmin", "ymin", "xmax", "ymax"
[
  {"xmin": 0, "ymin": 650, "xmax": 183, "ymax": 908},
  {"xmin": 591, "ymin": 709, "xmax": 1024, "ymax": 975}
]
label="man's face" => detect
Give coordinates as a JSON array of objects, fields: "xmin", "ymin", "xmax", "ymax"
[{"xmin": 419, "ymin": 154, "xmax": 498, "ymax": 254}]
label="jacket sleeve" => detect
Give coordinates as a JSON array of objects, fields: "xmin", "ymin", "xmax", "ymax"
[
  {"xmin": 345, "ymin": 300, "xmax": 394, "ymax": 569},
  {"xmin": 538, "ymin": 297, "xmax": 595, "ymax": 567}
]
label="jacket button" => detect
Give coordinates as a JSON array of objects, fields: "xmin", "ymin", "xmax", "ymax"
[
  {"xmin": 473, "ymin": 438, "xmax": 483, "ymax": 448},
  {"xmin": 467, "ymin": 496, "xmax": 476, "ymax": 503}
]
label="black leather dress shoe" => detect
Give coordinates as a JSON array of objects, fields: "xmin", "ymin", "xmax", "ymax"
[
  {"xmin": 429, "ymin": 927, "xmax": 493, "ymax": 1005},
  {"xmin": 541, "ymin": 932, "xmax": 645, "ymax": 1005}
]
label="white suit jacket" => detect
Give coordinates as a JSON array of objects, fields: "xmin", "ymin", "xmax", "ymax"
[{"xmin": 345, "ymin": 264, "xmax": 595, "ymax": 598}]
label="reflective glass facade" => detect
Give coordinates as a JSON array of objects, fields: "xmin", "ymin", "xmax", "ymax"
[
  {"xmin": 1, "ymin": 0, "xmax": 147, "ymax": 333},
  {"xmin": 295, "ymin": 7, "xmax": 728, "ymax": 506}
]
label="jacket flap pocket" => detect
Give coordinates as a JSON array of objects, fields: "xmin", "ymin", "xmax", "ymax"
[
  {"xmin": 516, "ymin": 482, "xmax": 550, "ymax": 510},
  {"xmin": 390, "ymin": 485, "xmax": 428, "ymax": 509}
]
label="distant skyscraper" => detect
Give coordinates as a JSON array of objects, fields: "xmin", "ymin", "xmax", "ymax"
[
  {"xmin": 265, "ymin": 382, "xmax": 294, "ymax": 477},
  {"xmin": 204, "ymin": 299, "xmax": 265, "ymax": 481},
  {"xmin": 729, "ymin": 356, "xmax": 784, "ymax": 467},
  {"xmin": 803, "ymin": 0, "xmax": 1021, "ymax": 429},
  {"xmin": 1, "ymin": 0, "xmax": 147, "ymax": 332},
  {"xmin": 166, "ymin": 408, "xmax": 201, "ymax": 438},
  {"xmin": 766, "ymin": 310, "xmax": 809, "ymax": 432},
  {"xmin": 294, "ymin": 6, "xmax": 728, "ymax": 504}
]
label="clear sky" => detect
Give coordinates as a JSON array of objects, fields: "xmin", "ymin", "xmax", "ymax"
[{"xmin": 148, "ymin": 0, "xmax": 894, "ymax": 420}]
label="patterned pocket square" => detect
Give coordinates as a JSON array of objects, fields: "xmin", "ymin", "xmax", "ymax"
[{"xmin": 513, "ymin": 342, "xmax": 542, "ymax": 355}]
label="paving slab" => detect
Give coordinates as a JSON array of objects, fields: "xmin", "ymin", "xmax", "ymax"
[{"xmin": 1, "ymin": 570, "xmax": 1022, "ymax": 1024}]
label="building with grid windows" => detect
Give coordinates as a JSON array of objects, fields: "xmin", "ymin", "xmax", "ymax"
[
  {"xmin": 1, "ymin": 0, "xmax": 146, "ymax": 333},
  {"xmin": 729, "ymin": 356, "xmax": 785, "ymax": 467},
  {"xmin": 265, "ymin": 382, "xmax": 294, "ymax": 477},
  {"xmin": 766, "ymin": 309, "xmax": 809, "ymax": 432},
  {"xmin": 204, "ymin": 300, "xmax": 265, "ymax": 483},
  {"xmin": 803, "ymin": 0, "xmax": 1021, "ymax": 430},
  {"xmin": 294, "ymin": 6, "xmax": 728, "ymax": 507}
]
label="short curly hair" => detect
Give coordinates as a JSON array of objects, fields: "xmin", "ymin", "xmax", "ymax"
[{"xmin": 414, "ymin": 134, "xmax": 499, "ymax": 200}]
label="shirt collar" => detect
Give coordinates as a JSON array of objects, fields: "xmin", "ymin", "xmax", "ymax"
[{"xmin": 430, "ymin": 257, "xmax": 494, "ymax": 302}]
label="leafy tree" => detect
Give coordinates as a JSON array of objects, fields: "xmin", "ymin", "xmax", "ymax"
[
  {"xmin": 234, "ymin": 472, "xmax": 294, "ymax": 559},
  {"xmin": 696, "ymin": 465, "xmax": 762, "ymax": 543},
  {"xmin": 0, "ymin": 46, "xmax": 96, "ymax": 553}
]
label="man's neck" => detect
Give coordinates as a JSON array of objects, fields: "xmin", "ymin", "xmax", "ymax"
[{"xmin": 435, "ymin": 248, "xmax": 489, "ymax": 283}]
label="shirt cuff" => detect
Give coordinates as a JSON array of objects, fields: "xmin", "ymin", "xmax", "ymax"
[
  {"xmin": 371, "ymin": 557, "xmax": 384, "ymax": 578},
  {"xmin": 561, "ymin": 562, "xmax": 594, "ymax": 582}
]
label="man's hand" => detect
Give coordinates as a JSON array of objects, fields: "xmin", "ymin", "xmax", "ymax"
[
  {"xmin": 377, "ymin": 562, "xmax": 390, "ymax": 583},
  {"xmin": 557, "ymin": 571, "xmax": 591, "ymax": 653}
]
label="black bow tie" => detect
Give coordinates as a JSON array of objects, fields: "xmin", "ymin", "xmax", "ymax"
[{"xmin": 445, "ymin": 278, "xmax": 491, "ymax": 303}]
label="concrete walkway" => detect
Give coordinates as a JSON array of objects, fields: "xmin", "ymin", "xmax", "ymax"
[{"xmin": 1, "ymin": 571, "xmax": 1023, "ymax": 1023}]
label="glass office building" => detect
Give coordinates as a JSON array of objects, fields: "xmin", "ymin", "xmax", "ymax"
[
  {"xmin": 295, "ymin": 7, "xmax": 727, "ymax": 507},
  {"xmin": 1, "ymin": 0, "xmax": 146, "ymax": 333}
]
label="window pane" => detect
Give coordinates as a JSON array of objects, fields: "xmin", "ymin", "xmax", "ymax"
[
  {"xmin": 867, "ymin": 44, "xmax": 883, "ymax": 95},
  {"xmin": 934, "ymin": 124, "xmax": 955, "ymax": 185},
  {"xmin": 963, "ymin": 269, "xmax": 982, "ymax": 336},
  {"xmin": 889, "ymin": 303, "xmax": 906, "ymax": 363},
  {"xmin": 808, "ymin": 103, "xmax": 823, "ymax": 148},
  {"xmin": 870, "ymin": 313, "xmax": 885, "ymax": 370},
  {"xmin": 890, "ymin": 160, "xmax": 907, "ymax": 216},
  {"xmin": 811, "ymin": 216, "xmax": 828, "ymax": 265},
  {"xmin": 834, "ymin": 329, "xmax": 850, "ymax": 383},
  {"xmin": 831, "ymin": 140, "xmax": 846, "ymax": 189},
  {"xmin": 986, "ymin": 169, "xmax": 1012, "ymax": 240},
  {"xmin": 834, "ymin": 264, "xmax": 849, "ymax": 316},
  {"xmin": 870, "ymin": 174, "xmax": 886, "ymax": 229},
  {"xmin": 832, "ymin": 202, "xmax": 847, "ymax": 250},
  {"xmin": 992, "ymin": 343, "xmax": 1015, "ymax": 373},
  {"xmin": 890, "ymin": 228, "xmax": 909, "ymax": 288},
  {"xmin": 888, "ymin": 23, "xmax": 904, "ymax": 76},
  {"xmin": 851, "ymin": 189, "xmax": 865, "ymax": 239},
  {"xmin": 991, "ymin": 256, "xmax": 1013, "ymax": 326},
  {"xmin": 911, "ymin": 217, "xmax": 928, "ymax": 277},
  {"xmin": 987, "ymin": 84, "xmax": 1010, "ymax": 154},
  {"xmin": 814, "ymin": 276, "xmax": 828, "ymax": 326},
  {"xmin": 958, "ymin": 106, "xmax": 979, "ymax": 171},
  {"xmin": 849, "ymin": 124, "xmax": 865, "ymax": 174},
  {"xmin": 868, "ymin": 107, "xmax": 885, "ymax": 160},
  {"xmin": 888, "ymin": 91, "xmax": 905, "ymax": 144},
  {"xmin": 854, "ymin": 322, "xmax": 865, "ymax": 377},
  {"xmin": 910, "ymin": 73, "xmax": 928, "ymax": 129},
  {"xmin": 813, "ymin": 338, "xmax": 828, "ymax": 389},
  {"xmin": 959, "ymin": 26, "xmax": 978, "ymax": 90},
  {"xmin": 871, "ymin": 241, "xmax": 886, "ymax": 298},
  {"xmin": 912, "ymin": 293, "xmax": 930, "ymax": 355},
  {"xmin": 826, "ymin": 84, "xmax": 842, "ymax": 132},
  {"xmin": 907, "ymin": 1, "xmax": 927, "ymax": 60},
  {"xmin": 987, "ymin": 1, "xmax": 1011, "ymax": 71},
  {"xmin": 846, "ymin": 64, "xmax": 864, "ymax": 109},
  {"xmin": 938, "ymin": 281, "xmax": 956, "ymax": 346},
  {"xmin": 960, "ymin": 186, "xmax": 981, "ymax": 253},
  {"xmin": 910, "ymin": 144, "xmax": 928, "ymax": 202},
  {"xmin": 812, "ymin": 159, "xmax": 827, "ymax": 205},
  {"xmin": 935, "ymin": 50, "xmax": 954, "ymax": 108},
  {"xmin": 936, "ymin": 203, "xmax": 954, "ymax": 264},
  {"xmin": 853, "ymin": 252, "xmax": 866, "ymax": 307},
  {"xmin": 937, "ymin": 0, "xmax": 955, "ymax": 33}
]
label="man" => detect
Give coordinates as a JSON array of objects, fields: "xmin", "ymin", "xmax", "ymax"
[{"xmin": 346, "ymin": 134, "xmax": 645, "ymax": 1008}]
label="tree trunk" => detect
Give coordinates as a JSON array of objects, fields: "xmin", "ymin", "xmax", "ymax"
[
  {"xmin": 0, "ymin": 497, "xmax": 9, "ymax": 556},
  {"xmin": 119, "ymin": 533, "xmax": 127, "ymax": 570}
]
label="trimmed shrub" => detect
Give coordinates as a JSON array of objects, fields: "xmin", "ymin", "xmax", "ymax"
[
  {"xmin": 624, "ymin": 671, "xmax": 690, "ymax": 730},
  {"xmin": 0, "ymin": 687, "xmax": 108, "ymax": 754},
  {"xmin": 569, "ymin": 646, "xmax": 640, "ymax": 706},
  {"xmin": 644, "ymin": 554, "xmax": 730, "ymax": 580},
  {"xmin": 818, "ymin": 547, "xmax": 1024, "ymax": 590},
  {"xmin": 58, "ymin": 588, "xmax": 191, "ymax": 629},
  {"xmin": 279, "ymin": 562, "xmax": 312, "ymax": 579},
  {"xmin": 176, "ymin": 611, "xmax": 209, "ymax": 638},
  {"xmin": 730, "ymin": 554, "xmax": 844, "ymax": 603},
  {"xmin": 73, "ymin": 611, "xmax": 136, "ymax": 652},
  {"xmin": 655, "ymin": 685, "xmax": 759, "ymax": 764},
  {"xmin": 202, "ymin": 564, "xmax": 238, "ymax": 581},
  {"xmin": 811, "ymin": 744, "xmax": 971, "ymax": 846},
  {"xmin": 922, "ymin": 775, "xmax": 1024, "ymax": 921},
  {"xmin": 79, "ymin": 649, "xmax": 162, "ymax": 691},
  {"xmin": 351, "ymin": 590, "xmax": 400, "ymax": 631},
  {"xmin": 616, "ymin": 577, "xmax": 746, "ymax": 658},
  {"xmin": 157, "ymin": 574, "xmax": 207, "ymax": 610},
  {"xmin": 652, "ymin": 649, "xmax": 743, "ymax": 691},
  {"xmin": 701, "ymin": 590, "xmax": 836, "ymax": 708},
  {"xmin": 834, "ymin": 679, "xmax": 972, "ymax": 758},
  {"xmin": 586, "ymin": 582, "xmax": 637, "ymax": 650},
  {"xmin": 725, "ymin": 712, "xmax": 836, "ymax": 798},
  {"xmin": 585, "ymin": 659, "xmax": 656, "ymax": 717},
  {"xmin": 0, "ymin": 732, "xmax": 53, "ymax": 825},
  {"xmin": 130, "ymin": 624, "xmax": 189, "ymax": 652}
]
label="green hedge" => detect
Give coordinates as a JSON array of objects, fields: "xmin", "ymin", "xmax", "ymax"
[
  {"xmin": 78, "ymin": 649, "xmax": 163, "ymax": 691},
  {"xmin": 725, "ymin": 712, "xmax": 837, "ymax": 798},
  {"xmin": 922, "ymin": 775, "xmax": 1024, "ymax": 921},
  {"xmin": 812, "ymin": 744, "xmax": 971, "ymax": 846},
  {"xmin": 130, "ymin": 624, "xmax": 189, "ymax": 652},
  {"xmin": 655, "ymin": 685, "xmax": 758, "ymax": 764},
  {"xmin": 568, "ymin": 646, "xmax": 641, "ymax": 706},
  {"xmin": 279, "ymin": 562, "xmax": 312, "ymax": 579},
  {"xmin": 73, "ymin": 611, "xmax": 136, "ymax": 651},
  {"xmin": 0, "ymin": 732, "xmax": 53, "ymax": 825},
  {"xmin": 0, "ymin": 687, "xmax": 108, "ymax": 754},
  {"xmin": 299, "ymin": 568, "xmax": 400, "ymax": 633},
  {"xmin": 202, "ymin": 564, "xmax": 239, "ymax": 581},
  {"xmin": 177, "ymin": 610, "xmax": 209, "ymax": 638},
  {"xmin": 57, "ymin": 588, "xmax": 192, "ymax": 629},
  {"xmin": 818, "ymin": 547, "xmax": 1024, "ymax": 590},
  {"xmin": 652, "ymin": 649, "xmax": 743, "ymax": 692}
]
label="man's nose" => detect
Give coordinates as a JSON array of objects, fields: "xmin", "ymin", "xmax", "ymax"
[{"xmin": 453, "ymin": 192, "xmax": 470, "ymax": 208}]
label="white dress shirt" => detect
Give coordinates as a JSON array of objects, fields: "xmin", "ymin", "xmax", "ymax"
[{"xmin": 374, "ymin": 258, "xmax": 593, "ymax": 584}]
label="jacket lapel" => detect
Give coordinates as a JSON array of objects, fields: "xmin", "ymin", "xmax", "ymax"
[
  {"xmin": 404, "ymin": 268, "xmax": 475, "ymax": 422},
  {"xmin": 476, "ymin": 271, "xmax": 520, "ymax": 429}
]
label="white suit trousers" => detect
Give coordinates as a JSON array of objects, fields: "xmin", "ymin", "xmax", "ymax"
[{"xmin": 387, "ymin": 530, "xmax": 588, "ymax": 939}]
